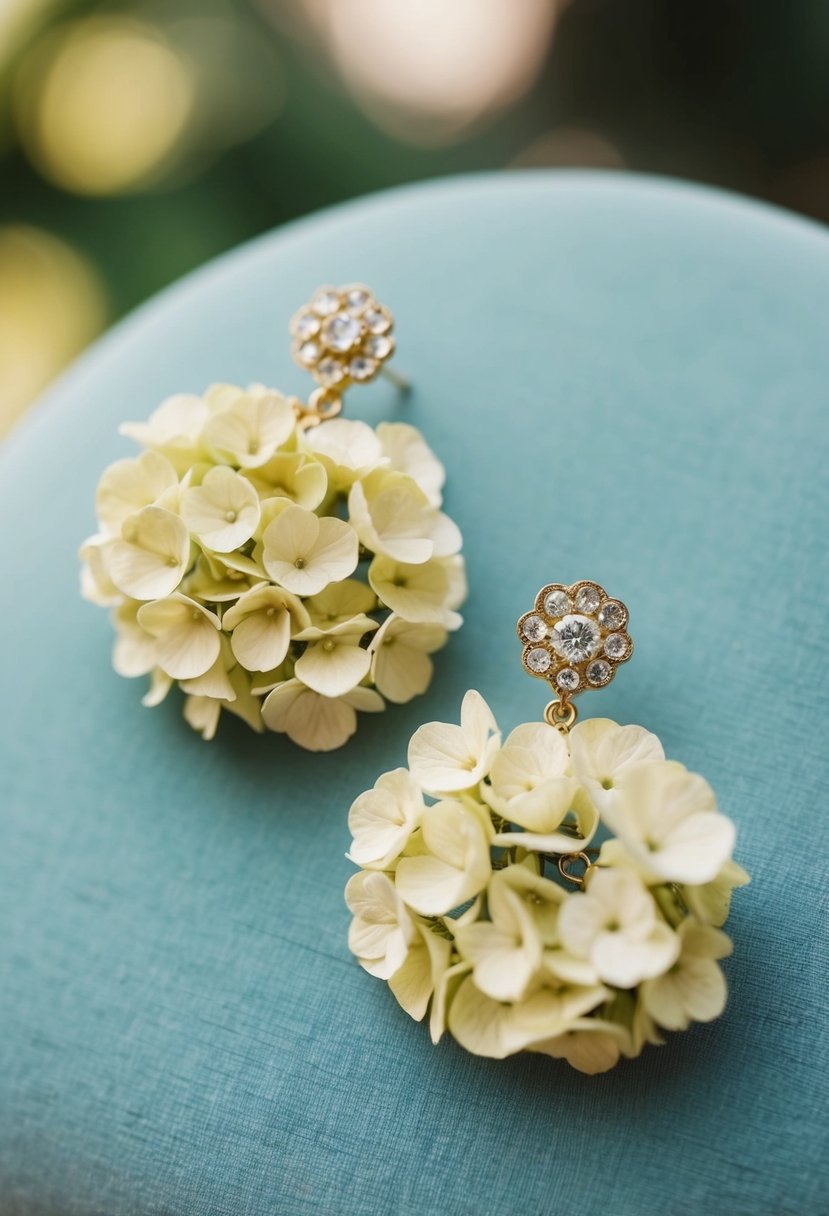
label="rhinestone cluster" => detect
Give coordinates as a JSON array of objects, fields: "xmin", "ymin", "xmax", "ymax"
[
  {"xmin": 517, "ymin": 580, "xmax": 632, "ymax": 697},
  {"xmin": 290, "ymin": 284, "xmax": 395, "ymax": 389}
]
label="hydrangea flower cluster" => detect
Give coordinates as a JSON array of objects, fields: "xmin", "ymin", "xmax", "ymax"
[
  {"xmin": 346, "ymin": 691, "xmax": 748, "ymax": 1072},
  {"xmin": 80, "ymin": 383, "xmax": 466, "ymax": 749}
]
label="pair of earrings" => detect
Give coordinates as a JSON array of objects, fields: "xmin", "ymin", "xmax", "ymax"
[{"xmin": 81, "ymin": 284, "xmax": 748, "ymax": 1073}]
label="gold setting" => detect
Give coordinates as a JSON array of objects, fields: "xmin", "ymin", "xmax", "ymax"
[
  {"xmin": 289, "ymin": 283, "xmax": 401, "ymax": 426},
  {"xmin": 517, "ymin": 579, "xmax": 633, "ymax": 706}
]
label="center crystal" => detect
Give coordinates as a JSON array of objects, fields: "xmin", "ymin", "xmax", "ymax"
[
  {"xmin": 550, "ymin": 614, "xmax": 602, "ymax": 663},
  {"xmin": 324, "ymin": 313, "xmax": 361, "ymax": 351}
]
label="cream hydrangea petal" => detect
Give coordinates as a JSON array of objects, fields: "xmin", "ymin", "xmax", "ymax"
[
  {"xmin": 183, "ymin": 694, "xmax": 222, "ymax": 740},
  {"xmin": 491, "ymin": 723, "xmax": 570, "ymax": 797},
  {"xmin": 569, "ymin": 718, "xmax": 665, "ymax": 807},
  {"xmin": 108, "ymin": 506, "xmax": 191, "ymax": 600},
  {"xmin": 224, "ymin": 665, "xmax": 265, "ymax": 733},
  {"xmin": 142, "ymin": 667, "xmax": 173, "ymax": 707},
  {"xmin": 304, "ymin": 418, "xmax": 384, "ymax": 489},
  {"xmin": 492, "ymin": 788, "xmax": 599, "ymax": 853},
  {"xmin": 429, "ymin": 960, "xmax": 472, "ymax": 1044},
  {"xmin": 305, "ymin": 579, "xmax": 378, "ymax": 627},
  {"xmin": 607, "ymin": 761, "xmax": 736, "ymax": 885},
  {"xmin": 558, "ymin": 867, "xmax": 680, "ymax": 988},
  {"xmin": 448, "ymin": 977, "xmax": 606, "ymax": 1059},
  {"xmin": 591, "ymin": 921, "xmax": 679, "ymax": 989},
  {"xmin": 295, "ymin": 640, "xmax": 371, "ymax": 698},
  {"xmin": 346, "ymin": 870, "xmax": 414, "ymax": 979},
  {"xmin": 542, "ymin": 951, "xmax": 601, "ymax": 987},
  {"xmin": 184, "ymin": 558, "xmax": 255, "ymax": 604},
  {"xmin": 262, "ymin": 504, "xmax": 358, "ymax": 595},
  {"xmin": 640, "ymin": 921, "xmax": 732, "ymax": 1030},
  {"xmin": 137, "ymin": 594, "xmax": 221, "ymax": 679},
  {"xmin": 181, "ymin": 466, "xmax": 260, "ymax": 552},
  {"xmin": 229, "ymin": 610, "xmax": 291, "ymax": 672},
  {"xmin": 389, "ymin": 921, "xmax": 452, "ymax": 1021},
  {"xmin": 370, "ymin": 616, "xmax": 447, "ymax": 704},
  {"xmin": 96, "ymin": 450, "xmax": 178, "ymax": 535},
  {"xmin": 341, "ymin": 686, "xmax": 385, "ymax": 713},
  {"xmin": 395, "ymin": 799, "xmax": 492, "ymax": 915},
  {"xmin": 261, "ymin": 678, "xmax": 359, "ymax": 750},
  {"xmin": 408, "ymin": 690, "xmax": 500, "ymax": 794},
  {"xmin": 222, "ymin": 582, "xmax": 309, "ymax": 629},
  {"xmin": 557, "ymin": 885, "xmax": 611, "ymax": 959},
  {"xmin": 648, "ymin": 810, "xmax": 737, "ymax": 886},
  {"xmin": 294, "ymin": 614, "xmax": 377, "ymax": 644},
  {"xmin": 120, "ymin": 393, "xmax": 209, "ymax": 472},
  {"xmin": 531, "ymin": 1018, "xmax": 631, "ymax": 1073},
  {"xmin": 222, "ymin": 582, "xmax": 310, "ymax": 672},
  {"xmin": 487, "ymin": 722, "xmax": 576, "ymax": 832},
  {"xmin": 262, "ymin": 503, "xmax": 318, "ymax": 576},
  {"xmin": 495, "ymin": 865, "xmax": 564, "ymax": 945},
  {"xmin": 112, "ymin": 601, "xmax": 157, "ymax": 677},
  {"xmin": 455, "ymin": 888, "xmax": 542, "ymax": 1002},
  {"xmin": 454, "ymin": 921, "xmax": 536, "ymax": 1003},
  {"xmin": 79, "ymin": 535, "xmax": 122, "ymax": 605},
  {"xmin": 179, "ymin": 653, "xmax": 235, "ymax": 700},
  {"xmin": 203, "ymin": 386, "xmax": 295, "ymax": 467},
  {"xmin": 376, "ymin": 422, "xmax": 445, "ymax": 506},
  {"xmin": 683, "ymin": 860, "xmax": 751, "ymax": 926},
  {"xmin": 349, "ymin": 469, "xmax": 459, "ymax": 564},
  {"xmin": 249, "ymin": 452, "xmax": 328, "ymax": 509},
  {"xmin": 299, "ymin": 514, "xmax": 360, "ymax": 586},
  {"xmin": 347, "ymin": 768, "xmax": 425, "ymax": 869},
  {"xmin": 368, "ymin": 555, "xmax": 463, "ymax": 629}
]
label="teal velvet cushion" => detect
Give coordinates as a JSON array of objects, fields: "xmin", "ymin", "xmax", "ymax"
[{"xmin": 1, "ymin": 172, "xmax": 827, "ymax": 1215}]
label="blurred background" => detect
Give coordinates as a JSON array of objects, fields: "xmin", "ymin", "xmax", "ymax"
[{"xmin": 1, "ymin": 0, "xmax": 827, "ymax": 435}]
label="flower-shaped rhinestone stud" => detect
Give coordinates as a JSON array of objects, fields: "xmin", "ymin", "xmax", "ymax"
[
  {"xmin": 291, "ymin": 284, "xmax": 396, "ymax": 390},
  {"xmin": 517, "ymin": 580, "xmax": 632, "ymax": 699}
]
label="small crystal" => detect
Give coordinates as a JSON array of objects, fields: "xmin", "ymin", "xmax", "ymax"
[
  {"xmin": 587, "ymin": 659, "xmax": 612, "ymax": 686},
  {"xmin": 323, "ymin": 313, "xmax": 361, "ymax": 352},
  {"xmin": 312, "ymin": 289, "xmax": 341, "ymax": 317},
  {"xmin": 556, "ymin": 668, "xmax": 580, "ymax": 692},
  {"xmin": 345, "ymin": 287, "xmax": 371, "ymax": 314},
  {"xmin": 551, "ymin": 614, "xmax": 601, "ymax": 663},
  {"xmin": 543, "ymin": 589, "xmax": 570, "ymax": 617},
  {"xmin": 365, "ymin": 334, "xmax": 392, "ymax": 360},
  {"xmin": 349, "ymin": 356, "xmax": 377, "ymax": 381},
  {"xmin": 521, "ymin": 615, "xmax": 547, "ymax": 642},
  {"xmin": 293, "ymin": 313, "xmax": 320, "ymax": 340},
  {"xmin": 604, "ymin": 633, "xmax": 629, "ymax": 659},
  {"xmin": 298, "ymin": 340, "xmax": 320, "ymax": 366},
  {"xmin": 526, "ymin": 647, "xmax": 551, "ymax": 674},
  {"xmin": 364, "ymin": 307, "xmax": 391, "ymax": 334},
  {"xmin": 598, "ymin": 600, "xmax": 626, "ymax": 630},
  {"xmin": 317, "ymin": 357, "xmax": 345, "ymax": 384},
  {"xmin": 575, "ymin": 585, "xmax": 602, "ymax": 613}
]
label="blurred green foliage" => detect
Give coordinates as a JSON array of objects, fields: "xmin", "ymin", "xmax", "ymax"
[{"xmin": 0, "ymin": 0, "xmax": 827, "ymax": 427}]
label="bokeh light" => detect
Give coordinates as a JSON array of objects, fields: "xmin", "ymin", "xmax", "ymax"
[
  {"xmin": 0, "ymin": 0, "xmax": 826, "ymax": 430},
  {"xmin": 15, "ymin": 17, "xmax": 194, "ymax": 195},
  {"xmin": 0, "ymin": 225, "xmax": 107, "ymax": 434},
  {"xmin": 512, "ymin": 127, "xmax": 626, "ymax": 171},
  {"xmin": 310, "ymin": 0, "xmax": 559, "ymax": 145}
]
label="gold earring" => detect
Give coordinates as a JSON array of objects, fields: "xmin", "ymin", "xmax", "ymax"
[
  {"xmin": 80, "ymin": 282, "xmax": 466, "ymax": 750},
  {"xmin": 345, "ymin": 576, "xmax": 748, "ymax": 1070}
]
